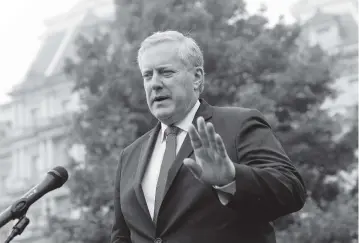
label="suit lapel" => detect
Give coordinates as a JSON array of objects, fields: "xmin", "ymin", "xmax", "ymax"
[
  {"xmin": 133, "ymin": 122, "xmax": 161, "ymax": 219},
  {"xmin": 163, "ymin": 99, "xmax": 213, "ymax": 206},
  {"xmin": 133, "ymin": 99, "xmax": 213, "ymax": 226}
]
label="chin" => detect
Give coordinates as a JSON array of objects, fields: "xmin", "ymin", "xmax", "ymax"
[{"xmin": 154, "ymin": 110, "xmax": 176, "ymax": 124}]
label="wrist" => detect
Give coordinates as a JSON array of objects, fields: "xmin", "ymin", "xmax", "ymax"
[{"xmin": 218, "ymin": 162, "xmax": 236, "ymax": 187}]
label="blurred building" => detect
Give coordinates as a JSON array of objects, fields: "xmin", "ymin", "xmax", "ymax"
[
  {"xmin": 291, "ymin": 0, "xmax": 358, "ymax": 117},
  {"xmin": 0, "ymin": 0, "xmax": 114, "ymax": 242}
]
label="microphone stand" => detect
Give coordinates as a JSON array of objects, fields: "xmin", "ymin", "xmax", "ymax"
[
  {"xmin": 4, "ymin": 216, "xmax": 30, "ymax": 243},
  {"xmin": 1, "ymin": 198, "xmax": 32, "ymax": 242}
]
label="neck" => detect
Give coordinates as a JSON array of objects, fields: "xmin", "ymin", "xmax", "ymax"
[
  {"xmin": 184, "ymin": 97, "xmax": 198, "ymax": 116},
  {"xmin": 162, "ymin": 98, "xmax": 199, "ymax": 126}
]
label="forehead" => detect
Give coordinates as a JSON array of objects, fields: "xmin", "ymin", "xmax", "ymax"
[{"xmin": 139, "ymin": 42, "xmax": 184, "ymax": 71}]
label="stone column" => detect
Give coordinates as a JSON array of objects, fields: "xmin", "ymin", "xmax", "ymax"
[
  {"xmin": 20, "ymin": 148, "xmax": 26, "ymax": 179},
  {"xmin": 46, "ymin": 139, "xmax": 54, "ymax": 168},
  {"xmin": 13, "ymin": 149, "xmax": 19, "ymax": 179},
  {"xmin": 39, "ymin": 140, "xmax": 47, "ymax": 173}
]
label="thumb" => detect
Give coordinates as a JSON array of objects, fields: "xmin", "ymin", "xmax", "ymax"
[{"xmin": 183, "ymin": 158, "xmax": 202, "ymax": 179}]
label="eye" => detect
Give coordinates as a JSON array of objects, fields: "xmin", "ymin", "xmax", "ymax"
[
  {"xmin": 162, "ymin": 70, "xmax": 175, "ymax": 77},
  {"xmin": 142, "ymin": 72, "xmax": 152, "ymax": 80}
]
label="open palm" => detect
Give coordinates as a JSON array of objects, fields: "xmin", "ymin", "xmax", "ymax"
[{"xmin": 183, "ymin": 117, "xmax": 235, "ymax": 186}]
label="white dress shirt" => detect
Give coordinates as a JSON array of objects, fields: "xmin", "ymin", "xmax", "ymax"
[{"xmin": 141, "ymin": 100, "xmax": 236, "ymax": 219}]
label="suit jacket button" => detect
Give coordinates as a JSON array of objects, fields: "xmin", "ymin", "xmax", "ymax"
[{"xmin": 154, "ymin": 238, "xmax": 162, "ymax": 243}]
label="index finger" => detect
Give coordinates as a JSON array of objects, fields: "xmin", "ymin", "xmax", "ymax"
[{"xmin": 188, "ymin": 124, "xmax": 202, "ymax": 149}]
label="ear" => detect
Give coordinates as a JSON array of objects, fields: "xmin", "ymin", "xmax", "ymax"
[{"xmin": 193, "ymin": 67, "xmax": 204, "ymax": 92}]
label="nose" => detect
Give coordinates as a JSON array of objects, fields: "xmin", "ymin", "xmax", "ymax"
[{"xmin": 150, "ymin": 72, "xmax": 163, "ymax": 91}]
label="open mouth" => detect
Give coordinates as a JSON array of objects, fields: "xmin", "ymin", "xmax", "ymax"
[{"xmin": 153, "ymin": 96, "xmax": 170, "ymax": 102}]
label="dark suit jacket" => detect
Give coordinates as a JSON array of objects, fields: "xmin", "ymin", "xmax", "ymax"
[{"xmin": 111, "ymin": 99, "xmax": 306, "ymax": 243}]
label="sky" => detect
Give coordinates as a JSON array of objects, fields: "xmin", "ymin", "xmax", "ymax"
[{"xmin": 0, "ymin": 0, "xmax": 297, "ymax": 105}]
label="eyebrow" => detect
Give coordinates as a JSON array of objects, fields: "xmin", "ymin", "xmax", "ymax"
[
  {"xmin": 142, "ymin": 65, "xmax": 175, "ymax": 73},
  {"xmin": 156, "ymin": 65, "xmax": 174, "ymax": 69}
]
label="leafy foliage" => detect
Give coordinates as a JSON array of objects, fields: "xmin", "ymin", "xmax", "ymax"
[{"xmin": 277, "ymin": 189, "xmax": 358, "ymax": 243}]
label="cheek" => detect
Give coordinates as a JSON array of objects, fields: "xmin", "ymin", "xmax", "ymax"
[
  {"xmin": 180, "ymin": 80, "xmax": 195, "ymax": 97},
  {"xmin": 144, "ymin": 85, "xmax": 151, "ymax": 98},
  {"xmin": 170, "ymin": 86, "xmax": 186, "ymax": 100},
  {"xmin": 173, "ymin": 76, "xmax": 192, "ymax": 95}
]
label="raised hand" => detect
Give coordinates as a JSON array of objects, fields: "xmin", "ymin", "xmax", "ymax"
[{"xmin": 183, "ymin": 117, "xmax": 235, "ymax": 186}]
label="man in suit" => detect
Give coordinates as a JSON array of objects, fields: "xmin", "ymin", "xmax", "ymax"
[{"xmin": 111, "ymin": 30, "xmax": 307, "ymax": 243}]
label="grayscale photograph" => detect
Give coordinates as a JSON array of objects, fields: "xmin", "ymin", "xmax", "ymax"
[{"xmin": 0, "ymin": 0, "xmax": 357, "ymax": 242}]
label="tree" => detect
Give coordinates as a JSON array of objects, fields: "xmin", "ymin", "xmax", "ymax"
[
  {"xmin": 276, "ymin": 192, "xmax": 358, "ymax": 243},
  {"xmin": 47, "ymin": 0, "xmax": 358, "ymax": 242}
]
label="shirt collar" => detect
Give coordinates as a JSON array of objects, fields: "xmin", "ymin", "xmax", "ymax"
[{"xmin": 160, "ymin": 100, "xmax": 201, "ymax": 142}]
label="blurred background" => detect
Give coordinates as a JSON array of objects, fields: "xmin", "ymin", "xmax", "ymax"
[{"xmin": 0, "ymin": 0, "xmax": 357, "ymax": 242}]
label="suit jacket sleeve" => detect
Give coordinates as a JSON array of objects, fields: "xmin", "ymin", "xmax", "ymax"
[
  {"xmin": 227, "ymin": 109, "xmax": 307, "ymax": 222},
  {"xmin": 110, "ymin": 150, "xmax": 131, "ymax": 243}
]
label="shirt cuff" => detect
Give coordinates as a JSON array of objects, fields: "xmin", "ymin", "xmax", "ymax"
[{"xmin": 213, "ymin": 180, "xmax": 236, "ymax": 205}]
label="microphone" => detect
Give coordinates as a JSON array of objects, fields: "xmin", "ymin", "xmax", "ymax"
[{"xmin": 0, "ymin": 166, "xmax": 69, "ymax": 228}]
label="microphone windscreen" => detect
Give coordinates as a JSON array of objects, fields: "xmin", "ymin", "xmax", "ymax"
[{"xmin": 48, "ymin": 166, "xmax": 69, "ymax": 186}]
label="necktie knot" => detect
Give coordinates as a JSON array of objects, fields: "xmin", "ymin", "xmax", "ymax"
[{"xmin": 164, "ymin": 126, "xmax": 180, "ymax": 138}]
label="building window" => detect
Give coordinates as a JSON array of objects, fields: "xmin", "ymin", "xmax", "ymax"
[
  {"xmin": 316, "ymin": 25, "xmax": 330, "ymax": 34},
  {"xmin": 30, "ymin": 108, "xmax": 39, "ymax": 126},
  {"xmin": 62, "ymin": 99, "xmax": 70, "ymax": 112},
  {"xmin": 30, "ymin": 155, "xmax": 39, "ymax": 179},
  {"xmin": 348, "ymin": 77, "xmax": 358, "ymax": 83},
  {"xmin": 0, "ymin": 175, "xmax": 5, "ymax": 193},
  {"xmin": 52, "ymin": 195, "xmax": 70, "ymax": 216}
]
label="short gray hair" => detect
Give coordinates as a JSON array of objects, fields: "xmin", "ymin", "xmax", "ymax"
[{"xmin": 137, "ymin": 30, "xmax": 205, "ymax": 93}]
